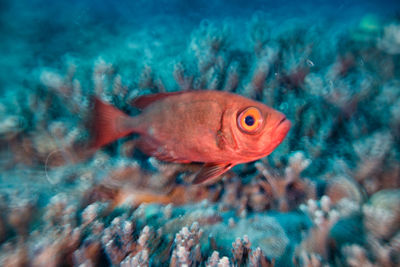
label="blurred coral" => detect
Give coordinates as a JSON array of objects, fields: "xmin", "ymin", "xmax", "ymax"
[
  {"xmin": 0, "ymin": 3, "xmax": 399, "ymax": 266},
  {"xmin": 378, "ymin": 23, "xmax": 400, "ymax": 55}
]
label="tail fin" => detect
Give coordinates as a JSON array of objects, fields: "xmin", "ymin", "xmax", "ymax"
[{"xmin": 91, "ymin": 97, "xmax": 135, "ymax": 149}]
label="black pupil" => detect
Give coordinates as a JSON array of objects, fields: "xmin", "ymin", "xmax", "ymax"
[{"xmin": 245, "ymin": 115, "xmax": 255, "ymax": 126}]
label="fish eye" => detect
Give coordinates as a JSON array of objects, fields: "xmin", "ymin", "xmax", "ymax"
[{"xmin": 237, "ymin": 107, "xmax": 263, "ymax": 133}]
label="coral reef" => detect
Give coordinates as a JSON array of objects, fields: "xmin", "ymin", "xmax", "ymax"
[{"xmin": 0, "ymin": 1, "xmax": 400, "ymax": 266}]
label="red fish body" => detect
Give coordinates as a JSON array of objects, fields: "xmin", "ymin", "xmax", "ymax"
[{"xmin": 93, "ymin": 90, "xmax": 291, "ymax": 184}]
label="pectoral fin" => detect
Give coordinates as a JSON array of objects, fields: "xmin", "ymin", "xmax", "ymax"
[{"xmin": 192, "ymin": 163, "xmax": 233, "ymax": 185}]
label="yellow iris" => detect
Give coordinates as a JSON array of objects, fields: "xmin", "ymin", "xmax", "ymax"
[{"xmin": 237, "ymin": 107, "xmax": 263, "ymax": 133}]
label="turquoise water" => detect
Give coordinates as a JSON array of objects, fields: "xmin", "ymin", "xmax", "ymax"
[{"xmin": 0, "ymin": 0, "xmax": 400, "ymax": 266}]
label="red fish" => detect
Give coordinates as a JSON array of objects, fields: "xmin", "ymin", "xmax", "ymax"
[{"xmin": 92, "ymin": 90, "xmax": 291, "ymax": 184}]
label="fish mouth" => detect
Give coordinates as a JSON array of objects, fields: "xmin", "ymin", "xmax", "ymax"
[
  {"xmin": 274, "ymin": 117, "xmax": 291, "ymax": 136},
  {"xmin": 277, "ymin": 117, "xmax": 287, "ymax": 126}
]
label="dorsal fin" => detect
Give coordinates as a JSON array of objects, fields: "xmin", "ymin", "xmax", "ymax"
[{"xmin": 132, "ymin": 92, "xmax": 186, "ymax": 110}]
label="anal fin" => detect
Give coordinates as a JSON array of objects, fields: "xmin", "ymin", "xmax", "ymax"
[{"xmin": 192, "ymin": 163, "xmax": 233, "ymax": 185}]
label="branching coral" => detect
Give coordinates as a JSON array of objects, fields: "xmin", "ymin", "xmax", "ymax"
[
  {"xmin": 170, "ymin": 223, "xmax": 203, "ymax": 266},
  {"xmin": 378, "ymin": 23, "xmax": 400, "ymax": 55},
  {"xmin": 0, "ymin": 5, "xmax": 399, "ymax": 267}
]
